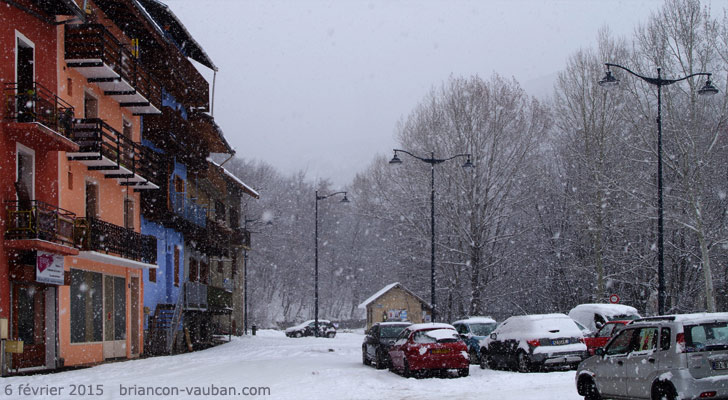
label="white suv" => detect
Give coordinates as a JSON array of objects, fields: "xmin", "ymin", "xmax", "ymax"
[{"xmin": 576, "ymin": 313, "xmax": 728, "ymax": 400}]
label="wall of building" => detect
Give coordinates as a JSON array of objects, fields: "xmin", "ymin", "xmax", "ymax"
[{"xmin": 365, "ymin": 287, "xmax": 430, "ymax": 329}]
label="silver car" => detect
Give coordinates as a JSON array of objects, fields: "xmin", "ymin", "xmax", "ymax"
[{"xmin": 576, "ymin": 313, "xmax": 728, "ymax": 400}]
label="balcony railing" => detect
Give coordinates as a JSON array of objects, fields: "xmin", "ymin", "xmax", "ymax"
[
  {"xmin": 67, "ymin": 118, "xmax": 159, "ymax": 189},
  {"xmin": 231, "ymin": 227, "xmax": 251, "ymax": 248},
  {"xmin": 74, "ymin": 217, "xmax": 156, "ymax": 264},
  {"xmin": 3, "ymin": 82, "xmax": 75, "ymax": 136},
  {"xmin": 207, "ymin": 285, "xmax": 232, "ymax": 312},
  {"xmin": 170, "ymin": 190, "xmax": 207, "ymax": 228},
  {"xmin": 4, "ymin": 200, "xmax": 76, "ymax": 247},
  {"xmin": 184, "ymin": 281, "xmax": 208, "ymax": 310},
  {"xmin": 65, "ymin": 24, "xmax": 162, "ymax": 113}
]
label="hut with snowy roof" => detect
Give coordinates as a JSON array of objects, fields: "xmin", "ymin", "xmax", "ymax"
[{"xmin": 358, "ymin": 282, "xmax": 432, "ymax": 329}]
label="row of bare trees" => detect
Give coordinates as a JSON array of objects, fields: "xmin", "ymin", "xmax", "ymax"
[{"xmin": 230, "ymin": 0, "xmax": 727, "ymax": 327}]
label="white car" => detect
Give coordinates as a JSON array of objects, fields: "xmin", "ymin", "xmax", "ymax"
[{"xmin": 480, "ymin": 313, "xmax": 588, "ymax": 372}]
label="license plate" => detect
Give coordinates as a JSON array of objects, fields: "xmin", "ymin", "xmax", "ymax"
[
  {"xmin": 431, "ymin": 348, "xmax": 451, "ymax": 355},
  {"xmin": 713, "ymin": 360, "xmax": 728, "ymax": 370},
  {"xmin": 551, "ymin": 339, "xmax": 570, "ymax": 345}
]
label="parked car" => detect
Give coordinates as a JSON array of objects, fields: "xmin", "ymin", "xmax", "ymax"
[
  {"xmin": 480, "ymin": 313, "xmax": 588, "ymax": 372},
  {"xmin": 576, "ymin": 313, "xmax": 728, "ymax": 400},
  {"xmin": 285, "ymin": 319, "xmax": 337, "ymax": 338},
  {"xmin": 568, "ymin": 303, "xmax": 640, "ymax": 333},
  {"xmin": 452, "ymin": 317, "xmax": 497, "ymax": 364},
  {"xmin": 388, "ymin": 323, "xmax": 470, "ymax": 378},
  {"xmin": 362, "ymin": 322, "xmax": 411, "ymax": 369},
  {"xmin": 583, "ymin": 320, "xmax": 630, "ymax": 356}
]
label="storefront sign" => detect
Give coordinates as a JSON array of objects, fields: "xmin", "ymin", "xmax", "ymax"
[{"xmin": 36, "ymin": 251, "xmax": 64, "ymax": 285}]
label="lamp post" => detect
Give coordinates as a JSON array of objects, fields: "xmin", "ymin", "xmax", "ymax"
[
  {"xmin": 389, "ymin": 149, "xmax": 473, "ymax": 322},
  {"xmin": 314, "ymin": 190, "xmax": 349, "ymax": 337},
  {"xmin": 242, "ymin": 216, "xmax": 272, "ymax": 335},
  {"xmin": 599, "ymin": 63, "xmax": 718, "ymax": 315}
]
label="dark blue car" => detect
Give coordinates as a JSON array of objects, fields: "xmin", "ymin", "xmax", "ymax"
[{"xmin": 452, "ymin": 317, "xmax": 497, "ymax": 364}]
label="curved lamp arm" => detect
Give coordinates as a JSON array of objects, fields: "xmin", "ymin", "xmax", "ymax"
[{"xmin": 605, "ymin": 63, "xmax": 712, "ymax": 87}]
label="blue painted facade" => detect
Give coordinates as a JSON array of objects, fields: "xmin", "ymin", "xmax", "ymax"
[{"xmin": 140, "ymin": 89, "xmax": 190, "ymax": 330}]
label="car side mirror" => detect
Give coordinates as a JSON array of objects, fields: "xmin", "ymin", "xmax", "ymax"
[
  {"xmin": 595, "ymin": 348, "xmax": 605, "ymax": 357},
  {"xmin": 490, "ymin": 333, "xmax": 497, "ymax": 340}
]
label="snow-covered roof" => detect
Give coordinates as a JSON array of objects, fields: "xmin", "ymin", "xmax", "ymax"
[
  {"xmin": 452, "ymin": 316, "xmax": 496, "ymax": 325},
  {"xmin": 357, "ymin": 282, "xmax": 431, "ymax": 310},
  {"xmin": 408, "ymin": 322, "xmax": 455, "ymax": 331},
  {"xmin": 207, "ymin": 159, "xmax": 260, "ymax": 199},
  {"xmin": 136, "ymin": 0, "xmax": 218, "ymax": 70}
]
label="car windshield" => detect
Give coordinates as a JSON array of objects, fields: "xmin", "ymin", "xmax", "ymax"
[
  {"xmin": 685, "ymin": 322, "xmax": 728, "ymax": 352},
  {"xmin": 469, "ymin": 323, "xmax": 496, "ymax": 336},
  {"xmin": 380, "ymin": 325, "xmax": 408, "ymax": 338}
]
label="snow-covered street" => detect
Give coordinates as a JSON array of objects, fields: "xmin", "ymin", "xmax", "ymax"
[{"xmin": 2, "ymin": 330, "xmax": 582, "ymax": 400}]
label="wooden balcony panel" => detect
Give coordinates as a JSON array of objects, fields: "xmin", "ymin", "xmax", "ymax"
[
  {"xmin": 5, "ymin": 200, "xmax": 77, "ymax": 247},
  {"xmin": 75, "ymin": 217, "xmax": 157, "ymax": 264},
  {"xmin": 67, "ymin": 119, "xmax": 159, "ymax": 189},
  {"xmin": 65, "ymin": 24, "xmax": 162, "ymax": 114}
]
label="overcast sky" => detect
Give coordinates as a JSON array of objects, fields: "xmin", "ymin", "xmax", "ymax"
[{"xmin": 163, "ymin": 0, "xmax": 694, "ymax": 187}]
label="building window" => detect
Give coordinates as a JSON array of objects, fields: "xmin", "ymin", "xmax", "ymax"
[
  {"xmin": 217, "ymin": 260, "xmax": 223, "ymax": 273},
  {"xmin": 189, "ymin": 258, "xmax": 198, "ymax": 282},
  {"xmin": 70, "ymin": 269, "xmax": 103, "ymax": 343},
  {"xmin": 85, "ymin": 182, "xmax": 98, "ymax": 218},
  {"xmin": 84, "ymin": 91, "xmax": 98, "ymax": 119},
  {"xmin": 149, "ymin": 267, "xmax": 156, "ymax": 283},
  {"xmin": 16, "ymin": 144, "xmax": 34, "ymax": 202},
  {"xmin": 174, "ymin": 247, "xmax": 180, "ymax": 287},
  {"xmin": 124, "ymin": 198, "xmax": 134, "ymax": 229},
  {"xmin": 200, "ymin": 260, "xmax": 209, "ymax": 284},
  {"xmin": 122, "ymin": 119, "xmax": 132, "ymax": 139},
  {"xmin": 215, "ymin": 200, "xmax": 226, "ymax": 223},
  {"xmin": 67, "ymin": 78, "xmax": 73, "ymax": 96}
]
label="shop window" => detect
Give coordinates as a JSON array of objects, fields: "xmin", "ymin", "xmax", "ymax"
[{"xmin": 70, "ymin": 269, "xmax": 103, "ymax": 343}]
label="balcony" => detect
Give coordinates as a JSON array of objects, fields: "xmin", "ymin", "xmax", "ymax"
[
  {"xmin": 231, "ymin": 227, "xmax": 251, "ymax": 249},
  {"xmin": 74, "ymin": 217, "xmax": 156, "ymax": 264},
  {"xmin": 170, "ymin": 190, "xmax": 207, "ymax": 228},
  {"xmin": 64, "ymin": 24, "xmax": 161, "ymax": 114},
  {"xmin": 2, "ymin": 82, "xmax": 79, "ymax": 152},
  {"xmin": 207, "ymin": 285, "xmax": 232, "ymax": 313},
  {"xmin": 67, "ymin": 118, "xmax": 159, "ymax": 189},
  {"xmin": 4, "ymin": 200, "xmax": 79, "ymax": 255},
  {"xmin": 184, "ymin": 281, "xmax": 208, "ymax": 311}
]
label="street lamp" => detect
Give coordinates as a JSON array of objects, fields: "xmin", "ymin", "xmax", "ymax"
[
  {"xmin": 314, "ymin": 190, "xmax": 349, "ymax": 337},
  {"xmin": 598, "ymin": 63, "xmax": 717, "ymax": 315},
  {"xmin": 389, "ymin": 149, "xmax": 473, "ymax": 322},
  {"xmin": 242, "ymin": 216, "xmax": 272, "ymax": 335}
]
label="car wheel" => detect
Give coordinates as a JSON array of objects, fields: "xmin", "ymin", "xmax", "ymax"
[
  {"xmin": 403, "ymin": 358, "xmax": 412, "ymax": 378},
  {"xmin": 479, "ymin": 348, "xmax": 495, "ymax": 370},
  {"xmin": 469, "ymin": 348, "xmax": 480, "ymax": 365},
  {"xmin": 458, "ymin": 367, "xmax": 469, "ymax": 377},
  {"xmin": 579, "ymin": 376, "xmax": 602, "ymax": 400},
  {"xmin": 375, "ymin": 349, "xmax": 386, "ymax": 370},
  {"xmin": 294, "ymin": 331, "xmax": 302, "ymax": 338},
  {"xmin": 326, "ymin": 332, "xmax": 335, "ymax": 338},
  {"xmin": 362, "ymin": 348, "xmax": 371, "ymax": 366},
  {"xmin": 652, "ymin": 382, "xmax": 677, "ymax": 400},
  {"xmin": 517, "ymin": 351, "xmax": 531, "ymax": 373}
]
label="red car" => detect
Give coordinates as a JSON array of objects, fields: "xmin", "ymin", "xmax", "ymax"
[
  {"xmin": 388, "ymin": 323, "xmax": 470, "ymax": 378},
  {"xmin": 583, "ymin": 320, "xmax": 629, "ymax": 355}
]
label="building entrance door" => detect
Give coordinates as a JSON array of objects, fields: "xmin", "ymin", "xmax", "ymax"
[
  {"xmin": 103, "ymin": 276, "xmax": 126, "ymax": 359},
  {"xmin": 12, "ymin": 283, "xmax": 46, "ymax": 369}
]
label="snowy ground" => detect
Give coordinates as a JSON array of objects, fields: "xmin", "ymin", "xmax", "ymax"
[{"xmin": 2, "ymin": 330, "xmax": 583, "ymax": 400}]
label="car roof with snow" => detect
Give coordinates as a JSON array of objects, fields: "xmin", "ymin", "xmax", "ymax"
[
  {"xmin": 288, "ymin": 319, "xmax": 331, "ymax": 329},
  {"xmin": 632, "ymin": 312, "xmax": 728, "ymax": 325},
  {"xmin": 374, "ymin": 321, "xmax": 412, "ymax": 326},
  {"xmin": 452, "ymin": 316, "xmax": 496, "ymax": 325},
  {"xmin": 407, "ymin": 322, "xmax": 455, "ymax": 331},
  {"xmin": 496, "ymin": 313, "xmax": 583, "ymax": 338},
  {"xmin": 569, "ymin": 303, "xmax": 639, "ymax": 318}
]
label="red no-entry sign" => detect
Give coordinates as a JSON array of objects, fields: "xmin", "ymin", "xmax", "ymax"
[{"xmin": 609, "ymin": 294, "xmax": 620, "ymax": 304}]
